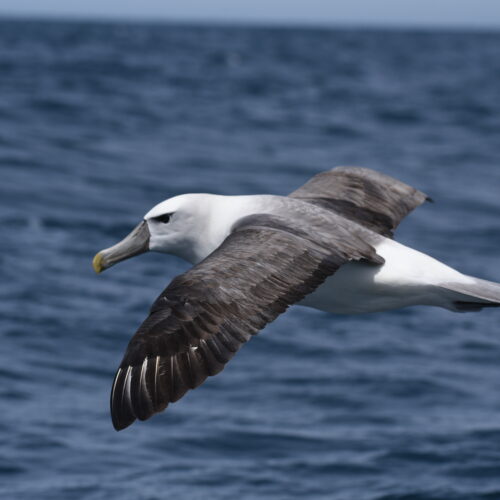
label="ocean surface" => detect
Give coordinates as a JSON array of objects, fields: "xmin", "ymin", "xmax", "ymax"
[{"xmin": 1, "ymin": 19, "xmax": 500, "ymax": 500}]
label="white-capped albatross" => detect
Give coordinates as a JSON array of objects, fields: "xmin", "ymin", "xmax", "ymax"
[{"xmin": 93, "ymin": 166, "xmax": 500, "ymax": 431}]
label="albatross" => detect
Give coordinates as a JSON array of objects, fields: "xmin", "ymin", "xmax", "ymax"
[{"xmin": 93, "ymin": 167, "xmax": 500, "ymax": 431}]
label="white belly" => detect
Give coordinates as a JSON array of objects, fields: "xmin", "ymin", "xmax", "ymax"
[{"xmin": 299, "ymin": 238, "xmax": 470, "ymax": 314}]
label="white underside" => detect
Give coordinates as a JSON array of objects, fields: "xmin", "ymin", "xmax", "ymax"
[{"xmin": 299, "ymin": 238, "xmax": 475, "ymax": 314}]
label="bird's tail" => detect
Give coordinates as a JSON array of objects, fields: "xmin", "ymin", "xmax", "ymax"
[{"xmin": 441, "ymin": 277, "xmax": 500, "ymax": 312}]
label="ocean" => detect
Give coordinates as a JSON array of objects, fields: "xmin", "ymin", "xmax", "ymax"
[{"xmin": 1, "ymin": 19, "xmax": 500, "ymax": 499}]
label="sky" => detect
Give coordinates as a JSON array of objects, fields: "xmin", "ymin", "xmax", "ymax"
[{"xmin": 1, "ymin": 0, "xmax": 500, "ymax": 29}]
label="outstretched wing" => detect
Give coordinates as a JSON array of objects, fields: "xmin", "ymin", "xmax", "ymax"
[
  {"xmin": 289, "ymin": 166, "xmax": 431, "ymax": 237},
  {"xmin": 111, "ymin": 214, "xmax": 382, "ymax": 430}
]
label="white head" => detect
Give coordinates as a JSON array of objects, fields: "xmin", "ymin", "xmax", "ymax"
[
  {"xmin": 145, "ymin": 193, "xmax": 214, "ymax": 260},
  {"xmin": 93, "ymin": 193, "xmax": 223, "ymax": 273}
]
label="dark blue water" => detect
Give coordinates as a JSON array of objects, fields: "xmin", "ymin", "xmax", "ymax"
[{"xmin": 1, "ymin": 19, "xmax": 500, "ymax": 499}]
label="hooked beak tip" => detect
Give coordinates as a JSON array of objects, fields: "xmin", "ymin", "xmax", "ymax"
[{"xmin": 92, "ymin": 252, "xmax": 104, "ymax": 274}]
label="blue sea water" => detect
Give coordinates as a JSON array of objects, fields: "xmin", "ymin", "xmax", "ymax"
[{"xmin": 1, "ymin": 18, "xmax": 500, "ymax": 499}]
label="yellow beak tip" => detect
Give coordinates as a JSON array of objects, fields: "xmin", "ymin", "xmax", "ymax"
[{"xmin": 92, "ymin": 252, "xmax": 104, "ymax": 274}]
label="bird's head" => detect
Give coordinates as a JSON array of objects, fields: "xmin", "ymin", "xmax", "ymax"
[{"xmin": 93, "ymin": 193, "xmax": 216, "ymax": 273}]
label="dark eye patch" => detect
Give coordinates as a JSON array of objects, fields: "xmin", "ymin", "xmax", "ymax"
[{"xmin": 155, "ymin": 213, "xmax": 173, "ymax": 224}]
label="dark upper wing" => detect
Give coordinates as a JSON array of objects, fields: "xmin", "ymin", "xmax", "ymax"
[
  {"xmin": 110, "ymin": 214, "xmax": 382, "ymax": 430},
  {"xmin": 289, "ymin": 166, "xmax": 431, "ymax": 237}
]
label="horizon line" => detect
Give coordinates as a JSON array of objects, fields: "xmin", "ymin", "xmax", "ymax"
[{"xmin": 1, "ymin": 12, "xmax": 500, "ymax": 34}]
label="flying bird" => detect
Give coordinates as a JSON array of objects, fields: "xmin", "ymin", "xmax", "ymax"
[{"xmin": 93, "ymin": 167, "xmax": 500, "ymax": 431}]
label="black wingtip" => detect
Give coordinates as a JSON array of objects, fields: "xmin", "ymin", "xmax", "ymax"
[
  {"xmin": 111, "ymin": 403, "xmax": 137, "ymax": 431},
  {"xmin": 110, "ymin": 366, "xmax": 137, "ymax": 431},
  {"xmin": 426, "ymin": 196, "xmax": 435, "ymax": 203},
  {"xmin": 112, "ymin": 417, "xmax": 134, "ymax": 431}
]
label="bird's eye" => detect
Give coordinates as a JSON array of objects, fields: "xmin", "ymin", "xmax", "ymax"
[{"xmin": 155, "ymin": 213, "xmax": 173, "ymax": 224}]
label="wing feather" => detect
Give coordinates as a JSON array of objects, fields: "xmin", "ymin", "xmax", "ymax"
[
  {"xmin": 289, "ymin": 166, "xmax": 430, "ymax": 237},
  {"xmin": 110, "ymin": 213, "xmax": 382, "ymax": 430}
]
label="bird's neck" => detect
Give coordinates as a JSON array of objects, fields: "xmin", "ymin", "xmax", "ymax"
[{"xmin": 189, "ymin": 194, "xmax": 279, "ymax": 264}]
